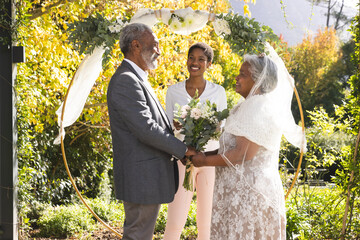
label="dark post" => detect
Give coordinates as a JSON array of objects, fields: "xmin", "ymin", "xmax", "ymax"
[{"xmin": 0, "ymin": 0, "xmax": 18, "ymax": 239}]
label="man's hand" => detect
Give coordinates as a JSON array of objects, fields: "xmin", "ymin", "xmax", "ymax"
[
  {"xmin": 179, "ymin": 146, "xmax": 197, "ymax": 166},
  {"xmin": 191, "ymin": 152, "xmax": 207, "ymax": 167},
  {"xmin": 185, "ymin": 146, "xmax": 196, "ymax": 157},
  {"xmin": 180, "ymin": 157, "xmax": 188, "ymax": 166},
  {"xmin": 173, "ymin": 120, "xmax": 182, "ymax": 130}
]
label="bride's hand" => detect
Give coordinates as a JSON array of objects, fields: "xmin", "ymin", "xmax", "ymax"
[{"xmin": 191, "ymin": 152, "xmax": 207, "ymax": 167}]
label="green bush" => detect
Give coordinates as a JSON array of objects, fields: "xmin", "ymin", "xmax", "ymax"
[
  {"xmin": 180, "ymin": 225, "xmax": 198, "ymax": 240},
  {"xmin": 280, "ymin": 105, "xmax": 354, "ymax": 183},
  {"xmin": 86, "ymin": 198, "xmax": 124, "ymax": 223},
  {"xmin": 226, "ymin": 88, "xmax": 241, "ymax": 110},
  {"xmin": 185, "ymin": 200, "xmax": 197, "ymax": 228},
  {"xmin": 154, "ymin": 204, "xmax": 168, "ymax": 234},
  {"xmin": 286, "ymin": 186, "xmax": 360, "ymax": 239},
  {"xmin": 38, "ymin": 204, "xmax": 95, "ymax": 238}
]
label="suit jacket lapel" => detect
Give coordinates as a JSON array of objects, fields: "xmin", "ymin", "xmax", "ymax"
[{"xmin": 120, "ymin": 61, "xmax": 173, "ymax": 131}]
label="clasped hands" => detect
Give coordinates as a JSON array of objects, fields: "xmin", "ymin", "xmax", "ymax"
[{"xmin": 182, "ymin": 146, "xmax": 206, "ymax": 167}]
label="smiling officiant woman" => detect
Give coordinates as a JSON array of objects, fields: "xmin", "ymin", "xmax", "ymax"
[
  {"xmin": 163, "ymin": 42, "xmax": 227, "ymax": 240},
  {"xmin": 106, "ymin": 23, "xmax": 196, "ymax": 240}
]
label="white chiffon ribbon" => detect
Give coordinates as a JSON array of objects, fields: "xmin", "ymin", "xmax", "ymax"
[{"xmin": 54, "ymin": 47, "xmax": 105, "ymax": 144}]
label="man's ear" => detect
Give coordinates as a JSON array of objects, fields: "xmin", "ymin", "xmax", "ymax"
[
  {"xmin": 131, "ymin": 39, "xmax": 141, "ymax": 53},
  {"xmin": 207, "ymin": 61, "xmax": 212, "ymax": 69}
]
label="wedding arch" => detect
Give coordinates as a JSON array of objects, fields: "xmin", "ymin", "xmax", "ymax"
[{"xmin": 55, "ymin": 7, "xmax": 305, "ymax": 237}]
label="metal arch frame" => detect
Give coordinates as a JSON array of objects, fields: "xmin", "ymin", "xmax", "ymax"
[
  {"xmin": 60, "ymin": 70, "xmax": 123, "ymax": 238},
  {"xmin": 285, "ymin": 86, "xmax": 305, "ymax": 200}
]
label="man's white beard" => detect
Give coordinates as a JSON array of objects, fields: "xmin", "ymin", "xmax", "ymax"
[{"xmin": 142, "ymin": 50, "xmax": 158, "ymax": 70}]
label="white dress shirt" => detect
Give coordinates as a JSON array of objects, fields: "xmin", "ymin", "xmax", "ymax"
[{"xmin": 123, "ymin": 58, "xmax": 157, "ymax": 98}]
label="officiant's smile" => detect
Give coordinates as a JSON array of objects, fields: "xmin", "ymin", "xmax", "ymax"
[{"xmin": 187, "ymin": 48, "xmax": 211, "ymax": 77}]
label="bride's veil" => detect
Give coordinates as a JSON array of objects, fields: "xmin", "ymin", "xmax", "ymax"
[
  {"xmin": 221, "ymin": 42, "xmax": 306, "ymax": 168},
  {"xmin": 264, "ymin": 42, "xmax": 306, "ymax": 152}
]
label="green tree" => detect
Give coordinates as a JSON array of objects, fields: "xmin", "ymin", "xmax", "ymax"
[
  {"xmin": 285, "ymin": 13, "xmax": 360, "ymax": 239},
  {"xmin": 291, "ymin": 27, "xmax": 344, "ymax": 124}
]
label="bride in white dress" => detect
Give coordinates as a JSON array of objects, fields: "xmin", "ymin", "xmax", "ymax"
[{"xmin": 191, "ymin": 44, "xmax": 306, "ymax": 240}]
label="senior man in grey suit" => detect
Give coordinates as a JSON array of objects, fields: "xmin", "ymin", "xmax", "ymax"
[{"xmin": 107, "ymin": 23, "xmax": 196, "ymax": 240}]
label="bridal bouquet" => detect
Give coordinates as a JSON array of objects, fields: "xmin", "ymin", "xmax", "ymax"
[{"xmin": 174, "ymin": 92, "xmax": 229, "ymax": 191}]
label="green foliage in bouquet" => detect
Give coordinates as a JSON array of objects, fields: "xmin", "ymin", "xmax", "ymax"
[
  {"xmin": 174, "ymin": 95, "xmax": 229, "ymax": 152},
  {"xmin": 218, "ymin": 12, "xmax": 279, "ymax": 55}
]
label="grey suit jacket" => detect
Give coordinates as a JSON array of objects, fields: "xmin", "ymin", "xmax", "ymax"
[{"xmin": 107, "ymin": 61, "xmax": 186, "ymax": 204}]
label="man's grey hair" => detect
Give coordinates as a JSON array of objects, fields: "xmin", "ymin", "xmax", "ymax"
[
  {"xmin": 244, "ymin": 54, "xmax": 278, "ymax": 94},
  {"xmin": 119, "ymin": 23, "xmax": 153, "ymax": 56}
]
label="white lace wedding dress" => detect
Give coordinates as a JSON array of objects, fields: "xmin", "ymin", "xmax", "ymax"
[{"xmin": 210, "ymin": 97, "xmax": 287, "ymax": 240}]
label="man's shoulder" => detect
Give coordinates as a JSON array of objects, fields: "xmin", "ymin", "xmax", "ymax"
[
  {"xmin": 115, "ymin": 61, "xmax": 133, "ymax": 74},
  {"xmin": 112, "ymin": 63, "xmax": 138, "ymax": 81}
]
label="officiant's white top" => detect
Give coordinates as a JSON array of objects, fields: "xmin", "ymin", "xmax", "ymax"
[{"xmin": 165, "ymin": 80, "xmax": 227, "ymax": 151}]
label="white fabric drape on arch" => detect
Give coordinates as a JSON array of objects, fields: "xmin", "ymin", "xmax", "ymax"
[{"xmin": 54, "ymin": 47, "xmax": 105, "ymax": 144}]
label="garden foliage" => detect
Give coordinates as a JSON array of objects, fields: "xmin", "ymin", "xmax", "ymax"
[{"xmin": 3, "ymin": 0, "xmax": 359, "ymax": 238}]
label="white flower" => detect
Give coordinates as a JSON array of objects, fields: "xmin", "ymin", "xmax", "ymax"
[
  {"xmin": 161, "ymin": 8, "xmax": 211, "ymax": 35},
  {"xmin": 200, "ymin": 105, "xmax": 212, "ymax": 118},
  {"xmin": 181, "ymin": 105, "xmax": 190, "ymax": 111},
  {"xmin": 108, "ymin": 25, "xmax": 117, "ymax": 33},
  {"xmin": 180, "ymin": 111, "xmax": 187, "ymax": 118},
  {"xmin": 190, "ymin": 108, "xmax": 202, "ymax": 120},
  {"xmin": 183, "ymin": 14, "xmax": 195, "ymax": 28},
  {"xmin": 210, "ymin": 116, "xmax": 219, "ymax": 124},
  {"xmin": 114, "ymin": 24, "xmax": 122, "ymax": 33},
  {"xmin": 109, "ymin": 23, "xmax": 122, "ymax": 33},
  {"xmin": 213, "ymin": 18, "xmax": 231, "ymax": 36},
  {"xmin": 179, "ymin": 105, "xmax": 190, "ymax": 118},
  {"xmin": 169, "ymin": 17, "xmax": 182, "ymax": 31}
]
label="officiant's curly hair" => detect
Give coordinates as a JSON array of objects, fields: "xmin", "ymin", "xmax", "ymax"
[{"xmin": 188, "ymin": 42, "xmax": 214, "ymax": 63}]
